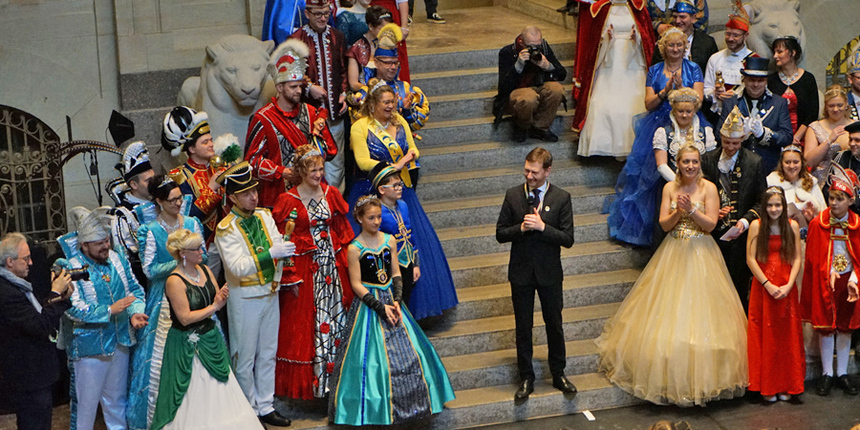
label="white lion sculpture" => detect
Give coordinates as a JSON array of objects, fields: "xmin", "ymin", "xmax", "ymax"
[
  {"xmin": 178, "ymin": 35, "xmax": 277, "ymax": 151},
  {"xmin": 744, "ymin": 0, "xmax": 806, "ymax": 66}
]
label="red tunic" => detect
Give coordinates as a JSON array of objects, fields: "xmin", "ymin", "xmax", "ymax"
[
  {"xmin": 748, "ymin": 234, "xmax": 805, "ymax": 396},
  {"xmin": 245, "ymin": 99, "xmax": 337, "ymax": 208},
  {"xmin": 271, "ymin": 183, "xmax": 354, "ymax": 399},
  {"xmin": 370, "ymin": 0, "xmax": 410, "ymax": 82},
  {"xmin": 290, "ymin": 25, "xmax": 349, "ymax": 121},
  {"xmin": 572, "ymin": 0, "xmax": 654, "ymax": 132},
  {"xmin": 801, "ymin": 208, "xmax": 860, "ymax": 334}
]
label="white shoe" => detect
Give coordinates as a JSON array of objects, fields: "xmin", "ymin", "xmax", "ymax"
[
  {"xmin": 778, "ymin": 393, "xmax": 791, "ymax": 401},
  {"xmin": 763, "ymin": 395, "xmax": 777, "ymax": 402},
  {"xmin": 427, "ymin": 13, "xmax": 446, "ymax": 23}
]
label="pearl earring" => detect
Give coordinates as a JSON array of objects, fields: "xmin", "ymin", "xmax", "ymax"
[{"xmin": 182, "ymin": 255, "xmax": 186, "ymax": 267}]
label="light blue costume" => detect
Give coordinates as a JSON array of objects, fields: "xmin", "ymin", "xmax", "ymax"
[
  {"xmin": 57, "ymin": 232, "xmax": 146, "ymax": 430},
  {"xmin": 607, "ymin": 58, "xmax": 706, "ymax": 247},
  {"xmin": 126, "ymin": 195, "xmax": 206, "ymax": 430}
]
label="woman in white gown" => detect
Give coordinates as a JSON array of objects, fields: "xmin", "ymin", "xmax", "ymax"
[
  {"xmin": 596, "ymin": 146, "xmax": 748, "ymax": 407},
  {"xmin": 577, "ymin": 0, "xmax": 650, "ymax": 157}
]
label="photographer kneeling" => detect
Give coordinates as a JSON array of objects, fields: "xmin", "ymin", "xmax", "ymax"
[
  {"xmin": 494, "ymin": 26, "xmax": 567, "ymax": 143},
  {"xmin": 0, "ymin": 232, "xmax": 74, "ymax": 430}
]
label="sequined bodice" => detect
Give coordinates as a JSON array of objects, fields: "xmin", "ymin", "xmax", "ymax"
[
  {"xmin": 670, "ymin": 201, "xmax": 706, "ymax": 239},
  {"xmin": 358, "ymin": 246, "xmax": 392, "ymax": 288}
]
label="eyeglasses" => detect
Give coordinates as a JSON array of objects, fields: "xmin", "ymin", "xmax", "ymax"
[
  {"xmin": 165, "ymin": 196, "xmax": 183, "ymax": 204},
  {"xmin": 377, "ymin": 59, "xmax": 400, "ymax": 67},
  {"xmin": 381, "ymin": 182, "xmax": 405, "ymax": 190},
  {"xmin": 308, "ymin": 10, "xmax": 331, "ymax": 18},
  {"xmin": 14, "ymin": 254, "xmax": 32, "ymax": 263}
]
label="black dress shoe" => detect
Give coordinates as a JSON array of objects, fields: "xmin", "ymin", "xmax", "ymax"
[
  {"xmin": 512, "ymin": 127, "xmax": 528, "ymax": 143},
  {"xmin": 552, "ymin": 375, "xmax": 578, "ymax": 395},
  {"xmin": 514, "ymin": 379, "xmax": 534, "ymax": 401},
  {"xmin": 260, "ymin": 411, "xmax": 292, "ymax": 427},
  {"xmin": 816, "ymin": 375, "xmax": 833, "ymax": 396},
  {"xmin": 530, "ymin": 127, "xmax": 559, "ymax": 142},
  {"xmin": 837, "ymin": 375, "xmax": 859, "ymax": 395}
]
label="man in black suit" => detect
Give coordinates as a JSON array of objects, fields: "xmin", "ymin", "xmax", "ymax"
[
  {"xmin": 651, "ymin": 0, "xmax": 718, "ymax": 75},
  {"xmin": 702, "ymin": 107, "xmax": 764, "ymax": 311},
  {"xmin": 0, "ymin": 233, "xmax": 73, "ymax": 430},
  {"xmin": 496, "ymin": 147, "xmax": 576, "ymax": 400}
]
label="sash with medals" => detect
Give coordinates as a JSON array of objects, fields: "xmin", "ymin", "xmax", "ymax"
[{"xmin": 369, "ymin": 119, "xmax": 417, "ymax": 187}]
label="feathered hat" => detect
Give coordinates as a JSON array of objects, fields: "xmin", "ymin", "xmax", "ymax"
[
  {"xmin": 829, "ymin": 163, "xmax": 860, "ymax": 199},
  {"xmin": 720, "ymin": 106, "xmax": 750, "ymax": 139},
  {"xmin": 68, "ymin": 206, "xmax": 112, "ymax": 244},
  {"xmin": 120, "ymin": 141, "xmax": 153, "ymax": 182},
  {"xmin": 270, "ymin": 39, "xmax": 310, "ymax": 84},
  {"xmin": 726, "ymin": 0, "xmax": 750, "ymax": 32},
  {"xmin": 375, "ymin": 23, "xmax": 403, "ymax": 59},
  {"xmin": 210, "ymin": 133, "xmax": 243, "ymax": 170},
  {"xmin": 161, "ymin": 106, "xmax": 210, "ymax": 158}
]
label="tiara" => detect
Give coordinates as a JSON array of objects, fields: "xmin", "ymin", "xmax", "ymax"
[
  {"xmin": 379, "ymin": 12, "xmax": 392, "ymax": 20},
  {"xmin": 370, "ymin": 79, "xmax": 389, "ymax": 95},
  {"xmin": 158, "ymin": 176, "xmax": 175, "ymax": 190},
  {"xmin": 766, "ymin": 186, "xmax": 784, "ymax": 194},
  {"xmin": 781, "ymin": 144, "xmax": 802, "ymax": 153},
  {"xmin": 825, "ymin": 86, "xmax": 847, "ymax": 98},
  {"xmin": 669, "ymin": 91, "xmax": 699, "ymax": 104},
  {"xmin": 355, "ymin": 195, "xmax": 378, "ymax": 208},
  {"xmin": 299, "ymin": 148, "xmax": 322, "ymax": 161}
]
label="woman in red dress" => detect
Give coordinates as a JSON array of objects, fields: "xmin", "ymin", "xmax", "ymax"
[
  {"xmin": 746, "ymin": 186, "xmax": 805, "ymax": 402},
  {"xmin": 370, "ymin": 0, "xmax": 410, "ymax": 81},
  {"xmin": 272, "ymin": 144, "xmax": 354, "ymax": 400}
]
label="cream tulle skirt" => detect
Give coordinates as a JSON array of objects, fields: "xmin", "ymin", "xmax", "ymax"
[{"xmin": 595, "ymin": 232, "xmax": 749, "ymax": 406}]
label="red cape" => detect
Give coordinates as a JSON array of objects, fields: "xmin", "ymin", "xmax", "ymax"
[{"xmin": 572, "ymin": 0, "xmax": 654, "ymax": 131}]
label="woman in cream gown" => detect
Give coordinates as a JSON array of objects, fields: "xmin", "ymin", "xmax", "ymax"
[{"xmin": 596, "ymin": 146, "xmax": 748, "ymax": 407}]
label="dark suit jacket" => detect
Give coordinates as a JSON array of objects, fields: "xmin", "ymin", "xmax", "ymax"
[
  {"xmin": 651, "ymin": 29, "xmax": 718, "ymax": 77},
  {"xmin": 718, "ymin": 90, "xmax": 792, "ymax": 175},
  {"xmin": 493, "ymin": 39, "xmax": 566, "ymax": 121},
  {"xmin": 496, "ymin": 183, "xmax": 575, "ymax": 287},
  {"xmin": 701, "ymin": 147, "xmax": 765, "ymax": 237},
  {"xmin": 0, "ymin": 275, "xmax": 70, "ymax": 392}
]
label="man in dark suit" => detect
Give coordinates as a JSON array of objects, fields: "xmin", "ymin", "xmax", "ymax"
[
  {"xmin": 718, "ymin": 56, "xmax": 793, "ymax": 176},
  {"xmin": 496, "ymin": 147, "xmax": 576, "ymax": 400},
  {"xmin": 702, "ymin": 108, "xmax": 764, "ymax": 311},
  {"xmin": 0, "ymin": 233, "xmax": 73, "ymax": 430},
  {"xmin": 651, "ymin": 0, "xmax": 717, "ymax": 75}
]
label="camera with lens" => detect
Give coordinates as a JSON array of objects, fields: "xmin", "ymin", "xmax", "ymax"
[
  {"xmin": 527, "ymin": 46, "xmax": 543, "ymax": 62},
  {"xmin": 52, "ymin": 264, "xmax": 90, "ymax": 282}
]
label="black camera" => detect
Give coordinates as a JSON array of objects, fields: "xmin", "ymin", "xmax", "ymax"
[
  {"xmin": 528, "ymin": 46, "xmax": 543, "ymax": 62},
  {"xmin": 52, "ymin": 264, "xmax": 90, "ymax": 282}
]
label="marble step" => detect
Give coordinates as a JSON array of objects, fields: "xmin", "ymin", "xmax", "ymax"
[
  {"xmin": 418, "ymin": 138, "xmax": 584, "ymax": 174},
  {"xmin": 446, "ymin": 268, "xmax": 639, "ymax": 322},
  {"xmin": 278, "ymin": 372, "xmax": 639, "ymax": 429},
  {"xmin": 423, "ymin": 184, "xmax": 613, "ymax": 229},
  {"xmin": 417, "ymin": 111, "xmax": 573, "ymax": 147},
  {"xmin": 506, "ymin": 0, "xmax": 578, "ymax": 30},
  {"xmin": 446, "ymin": 240, "xmax": 649, "ymax": 290},
  {"xmin": 425, "ymin": 302, "xmax": 621, "ymax": 357},
  {"xmin": 409, "ymin": 42, "xmax": 576, "ymax": 74},
  {"xmin": 412, "ymin": 61, "xmax": 574, "ymax": 97},
  {"xmin": 430, "ymin": 85, "xmax": 573, "ymax": 122},
  {"xmin": 417, "ymin": 158, "xmax": 618, "ymax": 203},
  {"xmin": 436, "ymin": 214, "xmax": 610, "ymax": 259}
]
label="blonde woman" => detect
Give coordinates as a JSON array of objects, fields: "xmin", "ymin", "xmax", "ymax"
[{"xmin": 804, "ymin": 85, "xmax": 853, "ymax": 185}]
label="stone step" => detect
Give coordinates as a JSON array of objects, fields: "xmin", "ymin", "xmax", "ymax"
[
  {"xmin": 446, "ymin": 240, "xmax": 649, "ymax": 290},
  {"xmin": 446, "ymin": 268, "xmax": 639, "ymax": 322},
  {"xmin": 413, "ymin": 61, "xmax": 574, "ymax": 97},
  {"xmin": 422, "ymin": 184, "xmax": 613, "ymax": 229},
  {"xmin": 409, "ymin": 42, "xmax": 576, "ymax": 74},
  {"xmin": 506, "ymin": 0, "xmax": 578, "ymax": 30},
  {"xmin": 430, "ymin": 84, "xmax": 574, "ymax": 122},
  {"xmin": 418, "ymin": 138, "xmax": 583, "ymax": 174},
  {"xmin": 417, "ymin": 158, "xmax": 617, "ymax": 203},
  {"xmin": 417, "ymin": 111, "xmax": 573, "ymax": 147},
  {"xmin": 425, "ymin": 302, "xmax": 621, "ymax": 357},
  {"xmin": 436, "ymin": 213, "xmax": 609, "ymax": 259},
  {"xmin": 278, "ymin": 372, "xmax": 639, "ymax": 429}
]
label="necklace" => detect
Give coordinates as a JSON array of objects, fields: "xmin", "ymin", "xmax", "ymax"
[
  {"xmin": 158, "ymin": 215, "xmax": 180, "ymax": 233},
  {"xmin": 779, "ymin": 70, "xmax": 800, "ymax": 85},
  {"xmin": 182, "ymin": 265, "xmax": 201, "ymax": 284},
  {"xmin": 665, "ymin": 62, "xmax": 682, "ymax": 75}
]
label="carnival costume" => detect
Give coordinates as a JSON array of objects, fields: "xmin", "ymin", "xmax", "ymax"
[
  {"xmin": 348, "ymin": 113, "xmax": 458, "ymax": 319},
  {"xmin": 607, "ymin": 56, "xmax": 706, "ymax": 246},
  {"xmin": 127, "ymin": 190, "xmax": 205, "ymax": 430},
  {"xmin": 246, "ymin": 39, "xmax": 337, "ymax": 208},
  {"xmin": 263, "ymin": 0, "xmax": 307, "ymax": 45},
  {"xmin": 328, "ymin": 234, "xmax": 454, "ymax": 425},
  {"xmin": 369, "ymin": 0, "xmax": 411, "ymax": 81},
  {"xmin": 58, "ymin": 206, "xmax": 147, "ymax": 430},
  {"xmin": 376, "ymin": 166, "xmax": 420, "ymax": 305},
  {"xmin": 596, "ymin": 200, "xmax": 748, "ymax": 406},
  {"xmin": 271, "ymin": 182, "xmax": 354, "ymax": 399},
  {"xmin": 336, "ymin": 6, "xmax": 369, "ymax": 46},
  {"xmin": 150, "ymin": 270, "xmax": 262, "ymax": 430},
  {"xmin": 347, "ymin": 33, "xmax": 376, "ymax": 88},
  {"xmin": 646, "ymin": 0, "xmax": 708, "ymax": 33},
  {"xmin": 573, "ymin": 0, "xmax": 654, "ymax": 157},
  {"xmin": 703, "ymin": 0, "xmax": 752, "ymax": 120},
  {"xmin": 214, "ymin": 162, "xmax": 288, "ymax": 418},
  {"xmin": 348, "ymin": 24, "xmax": 429, "ymax": 132}
]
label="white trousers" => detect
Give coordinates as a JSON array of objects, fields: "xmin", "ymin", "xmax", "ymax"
[
  {"xmin": 227, "ymin": 292, "xmax": 279, "ymax": 416},
  {"xmin": 72, "ymin": 346, "xmax": 130, "ymax": 430},
  {"xmin": 324, "ymin": 118, "xmax": 346, "ymax": 191}
]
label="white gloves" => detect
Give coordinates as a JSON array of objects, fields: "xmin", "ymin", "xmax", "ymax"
[
  {"xmin": 747, "ymin": 116, "xmax": 764, "ymax": 138},
  {"xmin": 269, "ymin": 241, "xmax": 296, "ymax": 259},
  {"xmin": 657, "ymin": 164, "xmax": 676, "ymax": 182}
]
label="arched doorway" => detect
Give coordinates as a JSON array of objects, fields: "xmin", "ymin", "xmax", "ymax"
[{"xmin": 0, "ymin": 105, "xmax": 66, "ymax": 250}]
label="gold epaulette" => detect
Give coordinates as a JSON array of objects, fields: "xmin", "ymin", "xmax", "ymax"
[
  {"xmin": 167, "ymin": 167, "xmax": 188, "ymax": 186},
  {"xmin": 216, "ymin": 213, "xmax": 236, "ymax": 236}
]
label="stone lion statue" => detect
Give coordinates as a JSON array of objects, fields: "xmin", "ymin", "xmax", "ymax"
[
  {"xmin": 744, "ymin": 0, "xmax": 806, "ymax": 66},
  {"xmin": 178, "ymin": 35, "xmax": 277, "ymax": 151}
]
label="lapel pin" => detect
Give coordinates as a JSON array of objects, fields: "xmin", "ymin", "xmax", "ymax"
[{"xmin": 545, "ymin": 206, "xmax": 550, "ymax": 212}]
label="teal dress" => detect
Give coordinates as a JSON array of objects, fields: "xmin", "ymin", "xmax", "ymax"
[{"xmin": 329, "ymin": 234, "xmax": 455, "ymax": 425}]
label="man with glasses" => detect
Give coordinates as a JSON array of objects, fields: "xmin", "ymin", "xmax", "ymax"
[
  {"xmin": 847, "ymin": 52, "xmax": 860, "ymax": 120},
  {"xmin": 493, "ymin": 26, "xmax": 566, "ymax": 143},
  {"xmin": 290, "ymin": 0, "xmax": 349, "ymax": 190},
  {"xmin": 0, "ymin": 232, "xmax": 73, "ymax": 430},
  {"xmin": 703, "ymin": 2, "xmax": 754, "ymax": 124}
]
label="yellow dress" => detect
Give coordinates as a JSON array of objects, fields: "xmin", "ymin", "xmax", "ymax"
[{"xmin": 595, "ymin": 201, "xmax": 748, "ymax": 406}]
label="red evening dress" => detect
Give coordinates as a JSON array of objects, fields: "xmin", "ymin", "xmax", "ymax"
[{"xmin": 747, "ymin": 234, "xmax": 805, "ymax": 396}]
